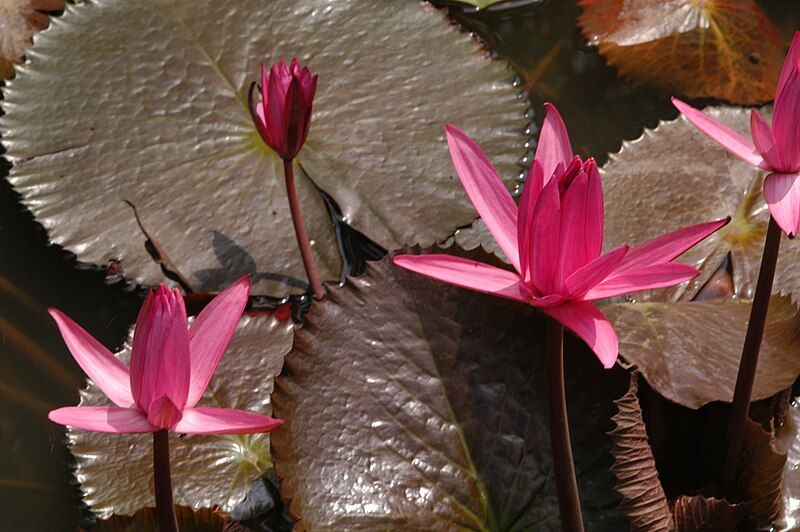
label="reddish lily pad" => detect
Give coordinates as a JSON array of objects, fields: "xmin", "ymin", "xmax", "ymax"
[
  {"xmin": 67, "ymin": 316, "xmax": 292, "ymax": 518},
  {"xmin": 272, "ymin": 252, "xmax": 629, "ymax": 530},
  {"xmin": 578, "ymin": 0, "xmax": 786, "ymax": 104},
  {"xmin": 671, "ymin": 495, "xmax": 751, "ymax": 531},
  {"xmin": 89, "ymin": 506, "xmax": 230, "ymax": 531},
  {"xmin": 1, "ymin": 0, "xmax": 526, "ymax": 298},
  {"xmin": 0, "ymin": 0, "xmax": 64, "ymax": 80}
]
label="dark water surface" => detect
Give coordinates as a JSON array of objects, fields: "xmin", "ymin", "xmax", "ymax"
[{"xmin": 0, "ymin": 0, "xmax": 798, "ymax": 529}]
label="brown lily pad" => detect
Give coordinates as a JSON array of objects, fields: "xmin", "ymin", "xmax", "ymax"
[
  {"xmin": 672, "ymin": 495, "xmax": 751, "ymax": 531},
  {"xmin": 0, "ymin": 0, "xmax": 64, "ymax": 80},
  {"xmin": 272, "ymin": 251, "xmax": 629, "ymax": 530},
  {"xmin": 736, "ymin": 419, "xmax": 787, "ymax": 528},
  {"xmin": 775, "ymin": 400, "xmax": 800, "ymax": 530},
  {"xmin": 604, "ymin": 296, "xmax": 800, "ymax": 409},
  {"xmin": 67, "ymin": 316, "xmax": 292, "ymax": 518},
  {"xmin": 1, "ymin": 0, "xmax": 526, "ymax": 298},
  {"xmin": 578, "ymin": 0, "xmax": 786, "ymax": 104},
  {"xmin": 88, "ymin": 505, "xmax": 232, "ymax": 531}
]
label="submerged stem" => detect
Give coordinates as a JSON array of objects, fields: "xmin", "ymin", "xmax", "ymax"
[
  {"xmin": 545, "ymin": 318, "xmax": 584, "ymax": 532},
  {"xmin": 721, "ymin": 216, "xmax": 782, "ymax": 484},
  {"xmin": 153, "ymin": 430, "xmax": 179, "ymax": 532},
  {"xmin": 282, "ymin": 158, "xmax": 326, "ymax": 301}
]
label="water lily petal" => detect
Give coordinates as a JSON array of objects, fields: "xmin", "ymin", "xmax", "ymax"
[
  {"xmin": 530, "ymin": 177, "xmax": 562, "ymax": 295},
  {"xmin": 543, "ymin": 302, "xmax": 618, "ymax": 369},
  {"xmin": 172, "ymin": 407, "xmax": 283, "ymax": 435},
  {"xmin": 446, "ymin": 124, "xmax": 520, "ymax": 273},
  {"xmin": 776, "ymin": 31, "xmax": 800, "ymax": 109},
  {"xmin": 750, "ymin": 109, "xmax": 784, "ymax": 170},
  {"xmin": 48, "ymin": 406, "xmax": 156, "ymax": 433},
  {"xmin": 185, "ymin": 276, "xmax": 251, "ymax": 408},
  {"xmin": 392, "ymin": 254, "xmax": 528, "ymax": 303},
  {"xmin": 764, "ymin": 172, "xmax": 800, "ymax": 237},
  {"xmin": 584, "ymin": 263, "xmax": 699, "ymax": 301},
  {"xmin": 672, "ymin": 97, "xmax": 764, "ymax": 168},
  {"xmin": 534, "ymin": 103, "xmax": 573, "ymax": 186},
  {"xmin": 557, "ymin": 161, "xmax": 605, "ymax": 281},
  {"xmin": 562, "ymin": 245, "xmax": 629, "ymax": 300},
  {"xmin": 48, "ymin": 309, "xmax": 133, "ymax": 408},
  {"xmin": 772, "ymin": 60, "xmax": 800, "ymax": 172}
]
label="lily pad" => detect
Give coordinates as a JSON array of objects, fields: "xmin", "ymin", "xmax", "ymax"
[
  {"xmin": 776, "ymin": 401, "xmax": 800, "ymax": 531},
  {"xmin": 272, "ymin": 252, "xmax": 628, "ymax": 530},
  {"xmin": 604, "ymin": 296, "xmax": 800, "ymax": 409},
  {"xmin": 1, "ymin": 0, "xmax": 527, "ymax": 297},
  {"xmin": 578, "ymin": 0, "xmax": 786, "ymax": 104},
  {"xmin": 603, "ymin": 106, "xmax": 800, "ymax": 303},
  {"xmin": 67, "ymin": 316, "xmax": 292, "ymax": 518},
  {"xmin": 0, "ymin": 0, "xmax": 64, "ymax": 80},
  {"xmin": 91, "ymin": 506, "xmax": 230, "ymax": 531}
]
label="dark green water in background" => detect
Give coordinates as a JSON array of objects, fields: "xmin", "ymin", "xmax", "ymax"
[{"xmin": 0, "ymin": 0, "xmax": 798, "ymax": 529}]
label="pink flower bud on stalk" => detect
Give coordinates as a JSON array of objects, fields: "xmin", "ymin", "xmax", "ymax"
[
  {"xmin": 393, "ymin": 104, "xmax": 728, "ymax": 531},
  {"xmin": 673, "ymin": 31, "xmax": 800, "ymax": 485},
  {"xmin": 48, "ymin": 277, "xmax": 282, "ymax": 531},
  {"xmin": 249, "ymin": 59, "xmax": 325, "ymax": 300}
]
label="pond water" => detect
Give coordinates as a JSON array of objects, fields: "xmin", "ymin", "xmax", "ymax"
[{"xmin": 0, "ymin": 0, "xmax": 798, "ymax": 529}]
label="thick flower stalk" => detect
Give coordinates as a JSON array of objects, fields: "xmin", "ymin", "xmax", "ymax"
[
  {"xmin": 249, "ymin": 59, "xmax": 325, "ymax": 300},
  {"xmin": 673, "ymin": 32, "xmax": 800, "ymax": 484},
  {"xmin": 48, "ymin": 277, "xmax": 282, "ymax": 532},
  {"xmin": 393, "ymin": 104, "xmax": 727, "ymax": 530}
]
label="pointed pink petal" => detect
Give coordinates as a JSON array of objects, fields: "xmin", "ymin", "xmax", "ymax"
[
  {"xmin": 764, "ymin": 173, "xmax": 800, "ymax": 237},
  {"xmin": 531, "ymin": 177, "xmax": 562, "ymax": 295},
  {"xmin": 615, "ymin": 218, "xmax": 730, "ymax": 274},
  {"xmin": 49, "ymin": 309, "xmax": 133, "ymax": 408},
  {"xmin": 534, "ymin": 103, "xmax": 573, "ymax": 186},
  {"xmin": 130, "ymin": 286, "xmax": 191, "ymax": 414},
  {"xmin": 48, "ymin": 406, "xmax": 156, "ymax": 433},
  {"xmin": 672, "ymin": 98, "xmax": 764, "ymax": 168},
  {"xmin": 776, "ymin": 32, "xmax": 800, "ymax": 105},
  {"xmin": 518, "ymin": 167, "xmax": 544, "ymax": 284},
  {"xmin": 147, "ymin": 395, "xmax": 183, "ymax": 429},
  {"xmin": 562, "ymin": 245, "xmax": 629, "ymax": 300},
  {"xmin": 772, "ymin": 61, "xmax": 800, "ymax": 172},
  {"xmin": 185, "ymin": 276, "xmax": 250, "ymax": 408},
  {"xmin": 392, "ymin": 254, "xmax": 529, "ymax": 303},
  {"xmin": 172, "ymin": 407, "xmax": 283, "ymax": 435},
  {"xmin": 750, "ymin": 109, "xmax": 784, "ymax": 170},
  {"xmin": 583, "ymin": 263, "xmax": 699, "ymax": 301},
  {"xmin": 543, "ymin": 302, "xmax": 618, "ymax": 369},
  {"xmin": 445, "ymin": 125, "xmax": 520, "ymax": 273}
]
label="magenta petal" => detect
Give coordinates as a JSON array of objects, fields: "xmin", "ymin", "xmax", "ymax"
[
  {"xmin": 535, "ymin": 103, "xmax": 573, "ymax": 186},
  {"xmin": 615, "ymin": 218, "xmax": 729, "ymax": 274},
  {"xmin": 562, "ymin": 245, "xmax": 629, "ymax": 300},
  {"xmin": 147, "ymin": 395, "xmax": 183, "ymax": 429},
  {"xmin": 392, "ymin": 254, "xmax": 529, "ymax": 303},
  {"xmin": 172, "ymin": 407, "xmax": 284, "ymax": 435},
  {"xmin": 583, "ymin": 263, "xmax": 699, "ymax": 301},
  {"xmin": 750, "ymin": 109, "xmax": 783, "ymax": 170},
  {"xmin": 544, "ymin": 302, "xmax": 618, "ymax": 369},
  {"xmin": 445, "ymin": 125, "xmax": 521, "ymax": 272},
  {"xmin": 672, "ymin": 98, "xmax": 764, "ymax": 168},
  {"xmin": 530, "ymin": 177, "xmax": 562, "ymax": 295},
  {"xmin": 764, "ymin": 173, "xmax": 800, "ymax": 237},
  {"xmin": 185, "ymin": 276, "xmax": 250, "ymax": 408},
  {"xmin": 776, "ymin": 32, "xmax": 800, "ymax": 108},
  {"xmin": 49, "ymin": 309, "xmax": 133, "ymax": 408},
  {"xmin": 772, "ymin": 63, "xmax": 800, "ymax": 172},
  {"xmin": 48, "ymin": 406, "xmax": 156, "ymax": 433}
]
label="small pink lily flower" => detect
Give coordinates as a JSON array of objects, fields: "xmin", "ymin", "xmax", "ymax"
[
  {"xmin": 673, "ymin": 31, "xmax": 800, "ymax": 237},
  {"xmin": 48, "ymin": 276, "xmax": 283, "ymax": 434},
  {"xmin": 249, "ymin": 58, "xmax": 318, "ymax": 161},
  {"xmin": 394, "ymin": 105, "xmax": 728, "ymax": 368}
]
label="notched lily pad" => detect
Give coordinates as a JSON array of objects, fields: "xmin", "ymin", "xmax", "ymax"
[
  {"xmin": 1, "ymin": 0, "xmax": 526, "ymax": 298},
  {"xmin": 272, "ymin": 251, "xmax": 628, "ymax": 530},
  {"xmin": 68, "ymin": 316, "xmax": 293, "ymax": 518},
  {"xmin": 603, "ymin": 106, "xmax": 800, "ymax": 303},
  {"xmin": 0, "ymin": 0, "xmax": 64, "ymax": 80},
  {"xmin": 605, "ymin": 296, "xmax": 800, "ymax": 409},
  {"xmin": 579, "ymin": 0, "xmax": 786, "ymax": 104}
]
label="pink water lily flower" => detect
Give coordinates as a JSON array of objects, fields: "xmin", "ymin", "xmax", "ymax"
[
  {"xmin": 249, "ymin": 58, "xmax": 317, "ymax": 161},
  {"xmin": 48, "ymin": 276, "xmax": 283, "ymax": 434},
  {"xmin": 394, "ymin": 105, "xmax": 728, "ymax": 368},
  {"xmin": 673, "ymin": 31, "xmax": 800, "ymax": 237}
]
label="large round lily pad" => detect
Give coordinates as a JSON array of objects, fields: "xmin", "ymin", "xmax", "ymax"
[
  {"xmin": 272, "ymin": 251, "xmax": 628, "ymax": 530},
  {"xmin": 1, "ymin": 0, "xmax": 527, "ymax": 297},
  {"xmin": 68, "ymin": 316, "xmax": 293, "ymax": 518}
]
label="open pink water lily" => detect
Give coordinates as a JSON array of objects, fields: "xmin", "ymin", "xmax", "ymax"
[
  {"xmin": 48, "ymin": 276, "xmax": 283, "ymax": 434},
  {"xmin": 394, "ymin": 105, "xmax": 728, "ymax": 368},
  {"xmin": 249, "ymin": 58, "xmax": 317, "ymax": 161},
  {"xmin": 673, "ymin": 31, "xmax": 800, "ymax": 237}
]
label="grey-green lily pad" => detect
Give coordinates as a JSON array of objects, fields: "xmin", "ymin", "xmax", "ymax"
[
  {"xmin": 272, "ymin": 251, "xmax": 628, "ymax": 530},
  {"xmin": 67, "ymin": 316, "xmax": 293, "ymax": 518},
  {"xmin": 1, "ymin": 0, "xmax": 526, "ymax": 297}
]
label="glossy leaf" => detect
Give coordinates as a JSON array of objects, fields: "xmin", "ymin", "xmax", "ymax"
[
  {"xmin": 67, "ymin": 316, "xmax": 292, "ymax": 517},
  {"xmin": 0, "ymin": 0, "xmax": 526, "ymax": 297},
  {"xmin": 89, "ymin": 505, "xmax": 232, "ymax": 531},
  {"xmin": 736, "ymin": 419, "xmax": 786, "ymax": 528},
  {"xmin": 272, "ymin": 252, "xmax": 628, "ymax": 530},
  {"xmin": 578, "ymin": 0, "xmax": 786, "ymax": 104},
  {"xmin": 775, "ymin": 401, "xmax": 800, "ymax": 531},
  {"xmin": 0, "ymin": 0, "xmax": 64, "ymax": 80},
  {"xmin": 672, "ymin": 495, "xmax": 751, "ymax": 531},
  {"xmin": 604, "ymin": 296, "xmax": 800, "ymax": 409}
]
